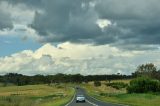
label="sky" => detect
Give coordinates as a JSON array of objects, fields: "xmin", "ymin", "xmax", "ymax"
[{"xmin": 0, "ymin": 0, "xmax": 160, "ymax": 75}]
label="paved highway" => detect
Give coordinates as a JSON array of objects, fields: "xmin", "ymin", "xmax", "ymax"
[{"xmin": 65, "ymin": 87, "xmax": 127, "ymax": 106}]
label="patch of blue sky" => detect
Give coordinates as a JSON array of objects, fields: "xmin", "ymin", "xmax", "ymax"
[{"xmin": 0, "ymin": 36, "xmax": 42, "ymax": 57}]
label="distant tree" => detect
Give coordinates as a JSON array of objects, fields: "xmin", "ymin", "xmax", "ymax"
[
  {"xmin": 134, "ymin": 63, "xmax": 157, "ymax": 78},
  {"xmin": 1, "ymin": 73, "xmax": 132, "ymax": 86}
]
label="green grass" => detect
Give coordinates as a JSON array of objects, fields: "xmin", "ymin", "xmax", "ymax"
[
  {"xmin": 0, "ymin": 84, "xmax": 75, "ymax": 106},
  {"xmin": 81, "ymin": 80, "xmax": 160, "ymax": 106},
  {"xmin": 91, "ymin": 92, "xmax": 160, "ymax": 106}
]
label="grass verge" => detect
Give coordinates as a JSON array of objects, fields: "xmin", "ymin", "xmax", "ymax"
[
  {"xmin": 0, "ymin": 84, "xmax": 75, "ymax": 106},
  {"xmin": 81, "ymin": 80, "xmax": 160, "ymax": 106}
]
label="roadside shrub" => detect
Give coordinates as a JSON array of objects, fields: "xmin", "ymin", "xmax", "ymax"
[
  {"xmin": 94, "ymin": 81, "xmax": 101, "ymax": 87},
  {"xmin": 127, "ymin": 77, "xmax": 160, "ymax": 93},
  {"xmin": 106, "ymin": 82, "xmax": 128, "ymax": 90}
]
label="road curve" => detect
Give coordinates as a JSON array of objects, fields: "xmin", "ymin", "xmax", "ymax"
[{"xmin": 65, "ymin": 87, "xmax": 127, "ymax": 106}]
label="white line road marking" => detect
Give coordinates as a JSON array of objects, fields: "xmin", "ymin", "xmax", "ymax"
[{"xmin": 86, "ymin": 99, "xmax": 99, "ymax": 106}]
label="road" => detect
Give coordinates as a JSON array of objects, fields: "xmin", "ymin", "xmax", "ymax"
[{"xmin": 65, "ymin": 87, "xmax": 127, "ymax": 106}]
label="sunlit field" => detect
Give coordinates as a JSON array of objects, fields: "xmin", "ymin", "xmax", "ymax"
[
  {"xmin": 81, "ymin": 80, "xmax": 160, "ymax": 106},
  {"xmin": 0, "ymin": 84, "xmax": 74, "ymax": 106}
]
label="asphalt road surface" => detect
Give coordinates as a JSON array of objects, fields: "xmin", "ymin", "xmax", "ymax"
[{"xmin": 65, "ymin": 87, "xmax": 127, "ymax": 106}]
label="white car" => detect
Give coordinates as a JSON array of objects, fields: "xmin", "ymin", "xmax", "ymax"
[{"xmin": 76, "ymin": 95, "xmax": 85, "ymax": 103}]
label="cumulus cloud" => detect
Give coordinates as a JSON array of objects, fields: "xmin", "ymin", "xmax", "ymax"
[{"xmin": 0, "ymin": 42, "xmax": 160, "ymax": 75}]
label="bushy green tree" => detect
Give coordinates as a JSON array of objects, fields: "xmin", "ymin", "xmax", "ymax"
[{"xmin": 127, "ymin": 77, "xmax": 160, "ymax": 93}]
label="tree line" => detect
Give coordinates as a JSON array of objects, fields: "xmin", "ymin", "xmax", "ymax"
[
  {"xmin": 0, "ymin": 63, "xmax": 159, "ymax": 88},
  {"xmin": 0, "ymin": 73, "xmax": 132, "ymax": 86}
]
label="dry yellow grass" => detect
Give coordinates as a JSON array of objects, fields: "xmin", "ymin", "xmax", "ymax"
[
  {"xmin": 0, "ymin": 84, "xmax": 66, "ymax": 96},
  {"xmin": 0, "ymin": 84, "xmax": 75, "ymax": 106},
  {"xmin": 84, "ymin": 80, "xmax": 128, "ymax": 94}
]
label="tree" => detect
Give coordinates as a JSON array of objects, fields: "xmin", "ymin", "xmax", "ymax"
[{"xmin": 135, "ymin": 63, "xmax": 157, "ymax": 78}]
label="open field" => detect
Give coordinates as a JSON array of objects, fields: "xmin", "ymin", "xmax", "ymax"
[
  {"xmin": 1, "ymin": 79, "xmax": 160, "ymax": 106},
  {"xmin": 0, "ymin": 84, "xmax": 74, "ymax": 106},
  {"xmin": 81, "ymin": 80, "xmax": 160, "ymax": 106}
]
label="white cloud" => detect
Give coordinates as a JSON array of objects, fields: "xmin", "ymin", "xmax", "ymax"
[
  {"xmin": 96, "ymin": 19, "xmax": 111, "ymax": 30},
  {"xmin": 0, "ymin": 42, "xmax": 160, "ymax": 75}
]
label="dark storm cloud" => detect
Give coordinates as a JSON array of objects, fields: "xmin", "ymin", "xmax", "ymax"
[
  {"xmin": 0, "ymin": 11, "xmax": 13, "ymax": 30},
  {"xmin": 31, "ymin": 0, "xmax": 160, "ymax": 48},
  {"xmin": 95, "ymin": 0, "xmax": 160, "ymax": 45},
  {"xmin": 1, "ymin": 0, "xmax": 160, "ymax": 50},
  {"xmin": 30, "ymin": 0, "xmax": 102, "ymax": 43}
]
